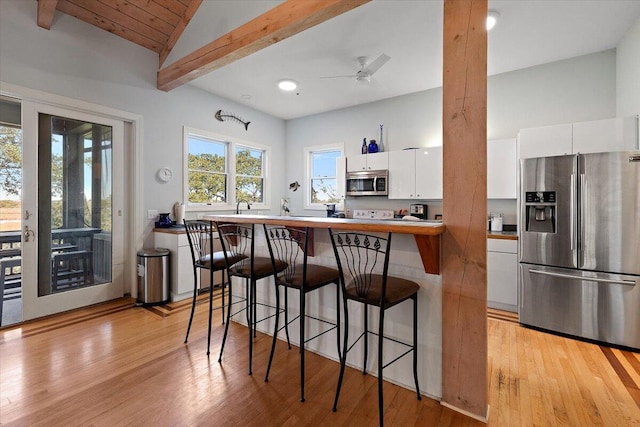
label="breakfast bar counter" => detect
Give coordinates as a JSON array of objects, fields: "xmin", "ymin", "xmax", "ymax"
[{"xmin": 203, "ymin": 214, "xmax": 445, "ymax": 274}]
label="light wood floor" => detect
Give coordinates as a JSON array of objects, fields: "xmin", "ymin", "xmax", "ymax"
[{"xmin": 1, "ymin": 296, "xmax": 639, "ymax": 426}]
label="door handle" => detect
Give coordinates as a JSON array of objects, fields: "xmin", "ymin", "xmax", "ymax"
[
  {"xmin": 530, "ymin": 269, "xmax": 635, "ymax": 286},
  {"xmin": 24, "ymin": 225, "xmax": 35, "ymax": 242}
]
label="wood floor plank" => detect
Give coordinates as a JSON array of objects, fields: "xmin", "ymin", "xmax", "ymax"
[{"xmin": 1, "ymin": 297, "xmax": 639, "ymax": 426}]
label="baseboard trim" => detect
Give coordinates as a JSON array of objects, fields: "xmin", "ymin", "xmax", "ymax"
[{"xmin": 440, "ymin": 401, "xmax": 488, "ymax": 424}]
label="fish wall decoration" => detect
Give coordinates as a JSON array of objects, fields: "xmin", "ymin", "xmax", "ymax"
[{"xmin": 215, "ymin": 109, "xmax": 250, "ymax": 131}]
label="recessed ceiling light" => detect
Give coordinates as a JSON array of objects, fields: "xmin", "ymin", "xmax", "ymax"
[
  {"xmin": 241, "ymin": 94, "xmax": 251, "ymax": 100},
  {"xmin": 486, "ymin": 10, "xmax": 500, "ymax": 31},
  {"xmin": 278, "ymin": 79, "xmax": 298, "ymax": 91}
]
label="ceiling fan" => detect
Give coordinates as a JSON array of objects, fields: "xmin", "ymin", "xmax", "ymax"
[{"xmin": 321, "ymin": 53, "xmax": 390, "ymax": 83}]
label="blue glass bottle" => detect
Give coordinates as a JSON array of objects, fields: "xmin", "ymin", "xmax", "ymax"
[{"xmin": 367, "ymin": 139, "xmax": 378, "ymax": 153}]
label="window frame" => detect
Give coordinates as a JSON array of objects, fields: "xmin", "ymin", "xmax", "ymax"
[
  {"xmin": 183, "ymin": 127, "xmax": 271, "ymax": 212},
  {"xmin": 303, "ymin": 142, "xmax": 344, "ymax": 211}
]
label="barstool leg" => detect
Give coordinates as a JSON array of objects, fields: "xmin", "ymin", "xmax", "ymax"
[
  {"xmin": 264, "ymin": 282, "xmax": 281, "ymax": 382},
  {"xmin": 363, "ymin": 304, "xmax": 369, "ymax": 374},
  {"xmin": 378, "ymin": 306, "xmax": 385, "ymax": 427},
  {"xmin": 335, "ymin": 282, "xmax": 341, "ymax": 360},
  {"xmin": 184, "ymin": 267, "xmax": 198, "ymax": 343},
  {"xmin": 221, "ymin": 269, "xmax": 226, "ymax": 324},
  {"xmin": 413, "ymin": 295, "xmax": 421, "ymax": 400},
  {"xmin": 332, "ymin": 298, "xmax": 349, "ymax": 412},
  {"xmin": 300, "ymin": 289, "xmax": 306, "ymax": 402},
  {"xmin": 218, "ymin": 279, "xmax": 233, "ymax": 363},
  {"xmin": 248, "ymin": 277, "xmax": 254, "ymax": 375},
  {"xmin": 206, "ymin": 267, "xmax": 214, "ymax": 356},
  {"xmin": 284, "ymin": 287, "xmax": 291, "ymax": 348}
]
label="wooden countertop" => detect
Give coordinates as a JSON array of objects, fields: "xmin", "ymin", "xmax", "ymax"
[
  {"xmin": 203, "ymin": 214, "xmax": 445, "ymax": 275},
  {"xmin": 203, "ymin": 214, "xmax": 445, "ymax": 235},
  {"xmin": 487, "ymin": 231, "xmax": 518, "ymax": 240}
]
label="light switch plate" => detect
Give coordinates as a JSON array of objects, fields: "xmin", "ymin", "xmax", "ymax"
[{"xmin": 147, "ymin": 209, "xmax": 158, "ymax": 220}]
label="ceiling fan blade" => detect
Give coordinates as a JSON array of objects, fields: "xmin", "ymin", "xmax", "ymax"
[
  {"xmin": 319, "ymin": 74, "xmax": 356, "ymax": 80},
  {"xmin": 361, "ymin": 53, "xmax": 390, "ymax": 76}
]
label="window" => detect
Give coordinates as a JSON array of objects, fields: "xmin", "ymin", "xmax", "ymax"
[
  {"xmin": 183, "ymin": 127, "xmax": 270, "ymax": 211},
  {"xmin": 304, "ymin": 143, "xmax": 344, "ymax": 209},
  {"xmin": 236, "ymin": 145, "xmax": 264, "ymax": 204}
]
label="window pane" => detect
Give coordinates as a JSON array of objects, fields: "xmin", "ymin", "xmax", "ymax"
[
  {"xmin": 311, "ymin": 178, "xmax": 338, "ymax": 203},
  {"xmin": 188, "ymin": 171, "xmax": 227, "ymax": 203},
  {"xmin": 187, "ymin": 134, "xmax": 227, "ymax": 204},
  {"xmin": 312, "ymin": 150, "xmax": 340, "ymax": 178},
  {"xmin": 188, "ymin": 136, "xmax": 225, "ymax": 173},
  {"xmin": 236, "ymin": 176, "xmax": 263, "ymax": 203},
  {"xmin": 236, "ymin": 146, "xmax": 263, "ymax": 176}
]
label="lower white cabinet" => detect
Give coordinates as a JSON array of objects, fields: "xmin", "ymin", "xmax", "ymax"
[
  {"xmin": 487, "ymin": 238, "xmax": 518, "ymax": 312},
  {"xmin": 154, "ymin": 230, "xmax": 222, "ymax": 302}
]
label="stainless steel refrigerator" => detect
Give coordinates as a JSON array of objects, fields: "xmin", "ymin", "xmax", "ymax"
[{"xmin": 519, "ymin": 151, "xmax": 640, "ymax": 349}]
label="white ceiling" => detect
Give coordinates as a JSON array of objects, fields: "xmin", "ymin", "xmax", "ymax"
[{"xmin": 175, "ymin": 0, "xmax": 640, "ymax": 120}]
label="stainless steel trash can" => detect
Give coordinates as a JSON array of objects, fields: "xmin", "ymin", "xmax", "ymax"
[{"xmin": 137, "ymin": 248, "xmax": 170, "ymax": 305}]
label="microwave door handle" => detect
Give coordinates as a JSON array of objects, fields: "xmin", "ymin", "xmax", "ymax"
[{"xmin": 372, "ymin": 176, "xmax": 377, "ymax": 191}]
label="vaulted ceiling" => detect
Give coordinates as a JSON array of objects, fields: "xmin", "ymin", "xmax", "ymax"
[{"xmin": 35, "ymin": 0, "xmax": 640, "ymax": 120}]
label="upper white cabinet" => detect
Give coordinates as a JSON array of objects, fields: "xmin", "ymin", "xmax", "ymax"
[
  {"xmin": 335, "ymin": 156, "xmax": 346, "ymax": 201},
  {"xmin": 346, "ymin": 152, "xmax": 388, "ymax": 172},
  {"xmin": 487, "ymin": 138, "xmax": 517, "ymax": 199},
  {"xmin": 572, "ymin": 116, "xmax": 638, "ymax": 154},
  {"xmin": 518, "ymin": 116, "xmax": 639, "ymax": 159},
  {"xmin": 518, "ymin": 123, "xmax": 572, "ymax": 159},
  {"xmin": 388, "ymin": 147, "xmax": 442, "ymax": 200}
]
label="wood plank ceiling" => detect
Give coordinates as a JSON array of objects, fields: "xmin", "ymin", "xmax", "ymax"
[
  {"xmin": 37, "ymin": 0, "xmax": 203, "ymax": 67},
  {"xmin": 35, "ymin": 0, "xmax": 370, "ymax": 91}
]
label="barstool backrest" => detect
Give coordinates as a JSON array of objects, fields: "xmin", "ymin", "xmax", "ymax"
[
  {"xmin": 263, "ymin": 225, "xmax": 308, "ymax": 285},
  {"xmin": 215, "ymin": 222, "xmax": 254, "ymax": 275},
  {"xmin": 329, "ymin": 231, "xmax": 392, "ymax": 304},
  {"xmin": 183, "ymin": 220, "xmax": 213, "ymax": 267}
]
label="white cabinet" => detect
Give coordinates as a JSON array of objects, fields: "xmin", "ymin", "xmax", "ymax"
[
  {"xmin": 154, "ymin": 230, "xmax": 221, "ymax": 302},
  {"xmin": 518, "ymin": 123, "xmax": 572, "ymax": 159},
  {"xmin": 487, "ymin": 138, "xmax": 517, "ymax": 199},
  {"xmin": 518, "ymin": 116, "xmax": 639, "ymax": 159},
  {"xmin": 346, "ymin": 152, "xmax": 388, "ymax": 172},
  {"xmin": 336, "ymin": 156, "xmax": 346, "ymax": 201},
  {"xmin": 388, "ymin": 147, "xmax": 442, "ymax": 200},
  {"xmin": 487, "ymin": 238, "xmax": 518, "ymax": 312},
  {"xmin": 572, "ymin": 116, "xmax": 638, "ymax": 153}
]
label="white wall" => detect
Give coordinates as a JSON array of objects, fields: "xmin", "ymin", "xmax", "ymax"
[
  {"xmin": 617, "ymin": 16, "xmax": 640, "ymax": 117},
  {"xmin": 0, "ymin": 0, "xmax": 287, "ymax": 251}
]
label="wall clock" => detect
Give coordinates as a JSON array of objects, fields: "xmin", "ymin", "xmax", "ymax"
[{"xmin": 157, "ymin": 167, "xmax": 173, "ymax": 183}]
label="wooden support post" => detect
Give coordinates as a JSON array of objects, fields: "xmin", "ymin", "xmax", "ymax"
[{"xmin": 441, "ymin": 0, "xmax": 488, "ymax": 421}]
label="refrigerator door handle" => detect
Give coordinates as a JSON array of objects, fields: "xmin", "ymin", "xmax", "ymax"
[
  {"xmin": 530, "ymin": 269, "xmax": 636, "ymax": 286},
  {"xmin": 570, "ymin": 173, "xmax": 576, "ymax": 251}
]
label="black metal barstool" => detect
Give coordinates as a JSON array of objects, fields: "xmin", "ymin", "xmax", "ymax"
[
  {"xmin": 215, "ymin": 222, "xmax": 287, "ymax": 375},
  {"xmin": 329, "ymin": 230, "xmax": 421, "ymax": 427},
  {"xmin": 183, "ymin": 220, "xmax": 246, "ymax": 356},
  {"xmin": 262, "ymin": 225, "xmax": 341, "ymax": 402}
]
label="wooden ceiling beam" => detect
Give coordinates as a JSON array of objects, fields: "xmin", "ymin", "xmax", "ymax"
[
  {"xmin": 159, "ymin": 0, "xmax": 203, "ymax": 68},
  {"xmin": 157, "ymin": 0, "xmax": 370, "ymax": 92},
  {"xmin": 37, "ymin": 0, "xmax": 59, "ymax": 30}
]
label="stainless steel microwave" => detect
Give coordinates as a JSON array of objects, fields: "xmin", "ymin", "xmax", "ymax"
[{"xmin": 345, "ymin": 169, "xmax": 389, "ymax": 196}]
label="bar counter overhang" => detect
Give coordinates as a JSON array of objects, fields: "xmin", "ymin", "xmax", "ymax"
[{"xmin": 203, "ymin": 214, "xmax": 445, "ymax": 275}]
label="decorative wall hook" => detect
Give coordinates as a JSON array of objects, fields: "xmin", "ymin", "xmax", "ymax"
[
  {"xmin": 215, "ymin": 109, "xmax": 250, "ymax": 130},
  {"xmin": 289, "ymin": 181, "xmax": 300, "ymax": 191}
]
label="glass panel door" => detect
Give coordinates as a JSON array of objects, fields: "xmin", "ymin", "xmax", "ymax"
[
  {"xmin": 21, "ymin": 101, "xmax": 124, "ymax": 320},
  {"xmin": 38, "ymin": 114, "xmax": 113, "ymax": 296}
]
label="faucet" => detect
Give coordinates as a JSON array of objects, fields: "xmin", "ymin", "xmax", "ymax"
[{"xmin": 235, "ymin": 201, "xmax": 251, "ymax": 214}]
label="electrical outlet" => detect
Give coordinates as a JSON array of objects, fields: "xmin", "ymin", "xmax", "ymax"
[{"xmin": 147, "ymin": 209, "xmax": 158, "ymax": 220}]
